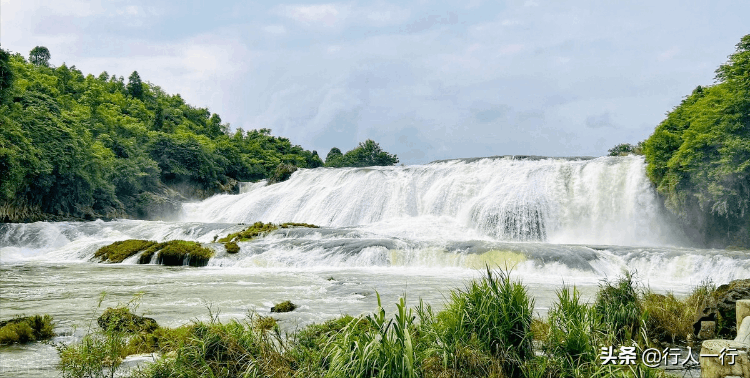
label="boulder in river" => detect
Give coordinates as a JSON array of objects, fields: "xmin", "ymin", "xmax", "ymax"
[
  {"xmin": 98, "ymin": 307, "xmax": 158, "ymax": 334},
  {"xmin": 271, "ymin": 300, "xmax": 297, "ymax": 313}
]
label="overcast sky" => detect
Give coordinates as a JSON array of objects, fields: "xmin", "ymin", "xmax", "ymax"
[{"xmin": 1, "ymin": 1, "xmax": 748, "ymax": 163}]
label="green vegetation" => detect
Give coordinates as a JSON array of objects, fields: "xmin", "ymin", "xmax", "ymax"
[
  {"xmin": 0, "ymin": 46, "xmax": 324, "ymax": 222},
  {"xmin": 271, "ymin": 300, "xmax": 297, "ymax": 313},
  {"xmin": 94, "ymin": 239, "xmax": 157, "ymax": 263},
  {"xmin": 325, "ymin": 139, "xmax": 399, "ymax": 168},
  {"xmin": 152, "ymin": 240, "xmax": 214, "ymax": 267},
  {"xmin": 218, "ymin": 221, "xmax": 319, "ymax": 243},
  {"xmin": 97, "ymin": 307, "xmax": 158, "ymax": 334},
  {"xmin": 58, "ymin": 269, "xmax": 696, "ymax": 378},
  {"xmin": 607, "ymin": 142, "xmax": 643, "ymax": 156},
  {"xmin": 594, "ymin": 272, "xmax": 642, "ymax": 343},
  {"xmin": 225, "ymin": 241, "xmax": 240, "ymax": 254},
  {"xmin": 642, "ymin": 34, "xmax": 750, "ymax": 248},
  {"xmin": 93, "ymin": 239, "xmax": 214, "ymax": 266},
  {"xmin": 269, "ymin": 162, "xmax": 298, "ymax": 184},
  {"xmin": 0, "ymin": 315, "xmax": 54, "ymax": 345}
]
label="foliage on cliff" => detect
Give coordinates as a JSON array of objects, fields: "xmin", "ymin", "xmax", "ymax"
[
  {"xmin": 0, "ymin": 46, "xmax": 323, "ymax": 222},
  {"xmin": 325, "ymin": 139, "xmax": 399, "ymax": 168},
  {"xmin": 643, "ymin": 34, "xmax": 750, "ymax": 248}
]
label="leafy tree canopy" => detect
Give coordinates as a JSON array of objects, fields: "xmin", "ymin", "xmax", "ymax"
[
  {"xmin": 643, "ymin": 34, "xmax": 750, "ymax": 248},
  {"xmin": 0, "ymin": 48, "xmax": 324, "ymax": 222},
  {"xmin": 29, "ymin": 46, "xmax": 50, "ymax": 67},
  {"xmin": 325, "ymin": 140, "xmax": 399, "ymax": 168}
]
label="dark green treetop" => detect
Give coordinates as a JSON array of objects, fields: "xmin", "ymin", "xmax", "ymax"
[{"xmin": 29, "ymin": 46, "xmax": 51, "ymax": 67}]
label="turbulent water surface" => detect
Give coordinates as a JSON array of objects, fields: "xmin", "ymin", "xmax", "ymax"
[{"xmin": 1, "ymin": 156, "xmax": 748, "ymax": 377}]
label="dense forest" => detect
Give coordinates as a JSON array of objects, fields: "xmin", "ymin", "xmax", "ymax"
[
  {"xmin": 0, "ymin": 47, "xmax": 397, "ymax": 222},
  {"xmin": 641, "ymin": 34, "xmax": 750, "ymax": 248}
]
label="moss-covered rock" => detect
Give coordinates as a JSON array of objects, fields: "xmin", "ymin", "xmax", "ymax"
[
  {"xmin": 268, "ymin": 163, "xmax": 298, "ymax": 184},
  {"xmin": 95, "ymin": 239, "xmax": 214, "ymax": 267},
  {"xmin": 224, "ymin": 241, "xmax": 240, "ymax": 254},
  {"xmin": 95, "ymin": 239, "xmax": 158, "ymax": 263},
  {"xmin": 153, "ymin": 240, "xmax": 214, "ymax": 267},
  {"xmin": 98, "ymin": 307, "xmax": 158, "ymax": 334},
  {"xmin": 0, "ymin": 315, "xmax": 55, "ymax": 345},
  {"xmin": 218, "ymin": 222, "xmax": 319, "ymax": 243},
  {"xmin": 271, "ymin": 300, "xmax": 297, "ymax": 313}
]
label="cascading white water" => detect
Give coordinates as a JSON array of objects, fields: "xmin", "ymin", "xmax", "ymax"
[
  {"xmin": 1, "ymin": 155, "xmax": 746, "ymax": 286},
  {"xmin": 183, "ymin": 155, "xmax": 681, "ymax": 247}
]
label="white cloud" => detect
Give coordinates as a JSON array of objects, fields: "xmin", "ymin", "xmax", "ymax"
[
  {"xmin": 658, "ymin": 46, "xmax": 680, "ymax": 61},
  {"xmin": 275, "ymin": 3, "xmax": 349, "ymax": 27}
]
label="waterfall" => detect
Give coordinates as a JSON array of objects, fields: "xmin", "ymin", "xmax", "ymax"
[{"xmin": 182, "ymin": 155, "xmax": 681, "ymax": 247}]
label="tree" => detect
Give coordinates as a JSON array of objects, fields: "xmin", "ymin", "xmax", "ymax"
[
  {"xmin": 607, "ymin": 142, "xmax": 643, "ymax": 156},
  {"xmin": 29, "ymin": 46, "xmax": 51, "ymax": 67},
  {"xmin": 643, "ymin": 33, "xmax": 750, "ymax": 248},
  {"xmin": 325, "ymin": 147, "xmax": 345, "ymax": 167},
  {"xmin": 0, "ymin": 47, "xmax": 13, "ymax": 104},
  {"xmin": 127, "ymin": 71, "xmax": 143, "ymax": 99},
  {"xmin": 343, "ymin": 139, "xmax": 399, "ymax": 167}
]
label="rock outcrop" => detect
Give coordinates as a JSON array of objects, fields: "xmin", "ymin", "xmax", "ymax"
[{"xmin": 693, "ymin": 279, "xmax": 750, "ymax": 339}]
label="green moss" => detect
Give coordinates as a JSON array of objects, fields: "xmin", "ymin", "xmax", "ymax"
[
  {"xmin": 154, "ymin": 240, "xmax": 214, "ymax": 267},
  {"xmin": 95, "ymin": 239, "xmax": 214, "ymax": 266},
  {"xmin": 94, "ymin": 239, "xmax": 157, "ymax": 263},
  {"xmin": 218, "ymin": 221, "xmax": 319, "ymax": 243},
  {"xmin": 271, "ymin": 300, "xmax": 297, "ymax": 313},
  {"xmin": 0, "ymin": 315, "xmax": 54, "ymax": 345},
  {"xmin": 224, "ymin": 241, "xmax": 240, "ymax": 254},
  {"xmin": 138, "ymin": 242, "xmax": 164, "ymax": 264},
  {"xmin": 98, "ymin": 307, "xmax": 159, "ymax": 334}
]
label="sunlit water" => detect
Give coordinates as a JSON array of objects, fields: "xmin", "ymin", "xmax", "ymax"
[{"xmin": 1, "ymin": 156, "xmax": 748, "ymax": 377}]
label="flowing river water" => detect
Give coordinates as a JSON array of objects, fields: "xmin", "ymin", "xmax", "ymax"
[{"xmin": 1, "ymin": 155, "xmax": 748, "ymax": 377}]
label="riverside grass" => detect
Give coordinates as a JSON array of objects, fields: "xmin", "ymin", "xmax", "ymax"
[{"xmin": 57, "ymin": 269, "xmax": 703, "ymax": 378}]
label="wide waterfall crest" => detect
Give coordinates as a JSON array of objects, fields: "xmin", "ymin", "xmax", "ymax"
[{"xmin": 182, "ymin": 155, "xmax": 681, "ymax": 247}]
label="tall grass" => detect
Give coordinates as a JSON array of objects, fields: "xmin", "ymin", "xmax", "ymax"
[
  {"xmin": 594, "ymin": 271, "xmax": 643, "ymax": 344},
  {"xmin": 545, "ymin": 285, "xmax": 603, "ymax": 373},
  {"xmin": 325, "ymin": 294, "xmax": 418, "ymax": 378},
  {"xmin": 419, "ymin": 267, "xmax": 534, "ymax": 378}
]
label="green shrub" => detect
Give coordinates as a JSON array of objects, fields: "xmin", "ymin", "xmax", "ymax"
[
  {"xmin": 94, "ymin": 239, "xmax": 156, "ymax": 263},
  {"xmin": 0, "ymin": 315, "xmax": 54, "ymax": 345}
]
